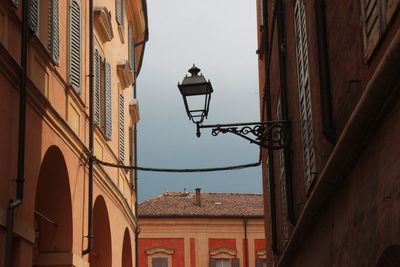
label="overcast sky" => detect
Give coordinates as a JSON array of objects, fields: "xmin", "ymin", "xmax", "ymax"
[{"xmin": 136, "ymin": 0, "xmax": 262, "ymax": 201}]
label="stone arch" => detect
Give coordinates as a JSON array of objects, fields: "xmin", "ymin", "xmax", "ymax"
[
  {"xmin": 122, "ymin": 228, "xmax": 133, "ymax": 267},
  {"xmin": 90, "ymin": 195, "xmax": 112, "ymax": 267},
  {"xmin": 376, "ymin": 245, "xmax": 400, "ymax": 267},
  {"xmin": 33, "ymin": 145, "xmax": 73, "ymax": 266}
]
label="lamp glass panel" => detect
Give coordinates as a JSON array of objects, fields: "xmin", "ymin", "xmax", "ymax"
[
  {"xmin": 180, "ymin": 83, "xmax": 211, "ymax": 96},
  {"xmin": 186, "ymin": 94, "xmax": 207, "ymax": 113}
]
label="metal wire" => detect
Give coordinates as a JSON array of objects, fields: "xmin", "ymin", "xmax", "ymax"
[{"xmin": 94, "ymin": 157, "xmax": 261, "ymax": 173}]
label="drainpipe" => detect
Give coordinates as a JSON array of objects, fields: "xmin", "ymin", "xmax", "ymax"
[
  {"xmin": 276, "ymin": 0, "xmax": 296, "ymax": 225},
  {"xmin": 315, "ymin": 0, "xmax": 336, "ymax": 144},
  {"xmin": 4, "ymin": 0, "xmax": 30, "ymax": 266},
  {"xmin": 243, "ymin": 219, "xmax": 249, "ymax": 267},
  {"xmin": 82, "ymin": 0, "xmax": 94, "ymax": 255},
  {"xmin": 133, "ymin": 84, "xmax": 140, "ymax": 267},
  {"xmin": 262, "ymin": 0, "xmax": 279, "ymax": 255}
]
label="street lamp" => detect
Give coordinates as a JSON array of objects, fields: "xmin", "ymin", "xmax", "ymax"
[{"xmin": 178, "ymin": 65, "xmax": 290, "ymax": 150}]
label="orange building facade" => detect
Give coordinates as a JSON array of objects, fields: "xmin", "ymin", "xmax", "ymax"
[
  {"xmin": 0, "ymin": 0, "xmax": 148, "ymax": 266},
  {"xmin": 138, "ymin": 191, "xmax": 267, "ymax": 267}
]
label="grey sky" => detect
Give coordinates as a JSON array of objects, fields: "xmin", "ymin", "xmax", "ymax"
[{"xmin": 136, "ymin": 0, "xmax": 262, "ymax": 201}]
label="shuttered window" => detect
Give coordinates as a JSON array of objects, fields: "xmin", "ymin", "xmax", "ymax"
[
  {"xmin": 104, "ymin": 61, "xmax": 112, "ymax": 140},
  {"xmin": 277, "ymin": 99, "xmax": 289, "ymax": 242},
  {"xmin": 256, "ymin": 259, "xmax": 267, "ymax": 267},
  {"xmin": 93, "ymin": 48, "xmax": 101, "ymax": 126},
  {"xmin": 209, "ymin": 259, "xmax": 239, "ymax": 267},
  {"xmin": 119, "ymin": 93, "xmax": 125, "ymax": 161},
  {"xmin": 294, "ymin": 0, "xmax": 316, "ymax": 192},
  {"xmin": 361, "ymin": 0, "xmax": 400, "ymax": 58},
  {"xmin": 116, "ymin": 0, "xmax": 124, "ymax": 26},
  {"xmin": 49, "ymin": 0, "xmax": 59, "ymax": 63},
  {"xmin": 128, "ymin": 24, "xmax": 135, "ymax": 77},
  {"xmin": 29, "ymin": 0, "xmax": 39, "ymax": 33},
  {"xmin": 69, "ymin": 0, "xmax": 81, "ymax": 93},
  {"xmin": 362, "ymin": 0, "xmax": 381, "ymax": 57},
  {"xmin": 152, "ymin": 257, "xmax": 167, "ymax": 267}
]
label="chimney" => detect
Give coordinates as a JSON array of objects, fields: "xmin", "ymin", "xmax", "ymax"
[{"xmin": 195, "ymin": 188, "xmax": 201, "ymax": 206}]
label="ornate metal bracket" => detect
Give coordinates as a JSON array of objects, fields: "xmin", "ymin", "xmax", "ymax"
[{"xmin": 196, "ymin": 121, "xmax": 290, "ymax": 150}]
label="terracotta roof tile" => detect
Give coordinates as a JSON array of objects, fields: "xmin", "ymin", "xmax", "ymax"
[{"xmin": 138, "ymin": 191, "xmax": 264, "ymax": 218}]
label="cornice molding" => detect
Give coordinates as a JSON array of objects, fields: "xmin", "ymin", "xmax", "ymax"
[
  {"xmin": 129, "ymin": 98, "xmax": 140, "ymax": 124},
  {"xmin": 94, "ymin": 6, "xmax": 114, "ymax": 42},
  {"xmin": 117, "ymin": 61, "xmax": 134, "ymax": 89}
]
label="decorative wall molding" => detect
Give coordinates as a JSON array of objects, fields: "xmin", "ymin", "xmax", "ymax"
[
  {"xmin": 210, "ymin": 247, "xmax": 237, "ymax": 257},
  {"xmin": 146, "ymin": 247, "xmax": 174, "ymax": 256}
]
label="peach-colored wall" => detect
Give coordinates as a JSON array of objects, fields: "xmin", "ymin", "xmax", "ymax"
[
  {"xmin": 0, "ymin": 0, "xmax": 146, "ymax": 266},
  {"xmin": 138, "ymin": 217, "xmax": 266, "ymax": 267}
]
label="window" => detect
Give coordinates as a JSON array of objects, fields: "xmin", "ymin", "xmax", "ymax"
[
  {"xmin": 152, "ymin": 257, "xmax": 168, "ymax": 267},
  {"xmin": 29, "ymin": 0, "xmax": 40, "ymax": 33},
  {"xmin": 128, "ymin": 24, "xmax": 135, "ymax": 78},
  {"xmin": 361, "ymin": 0, "xmax": 400, "ymax": 58},
  {"xmin": 277, "ymin": 99, "xmax": 289, "ymax": 241},
  {"xmin": 28, "ymin": 0, "xmax": 59, "ymax": 63},
  {"xmin": 116, "ymin": 0, "xmax": 124, "ymax": 27},
  {"xmin": 119, "ymin": 93, "xmax": 125, "ymax": 161},
  {"xmin": 294, "ymin": 0, "xmax": 316, "ymax": 192},
  {"xmin": 49, "ymin": 0, "xmax": 59, "ymax": 63},
  {"xmin": 256, "ymin": 258, "xmax": 267, "ymax": 267},
  {"xmin": 69, "ymin": 0, "xmax": 81, "ymax": 93},
  {"xmin": 146, "ymin": 247, "xmax": 173, "ymax": 267},
  {"xmin": 210, "ymin": 258, "xmax": 239, "ymax": 267},
  {"xmin": 94, "ymin": 48, "xmax": 112, "ymax": 140},
  {"xmin": 216, "ymin": 259, "xmax": 230, "ymax": 267}
]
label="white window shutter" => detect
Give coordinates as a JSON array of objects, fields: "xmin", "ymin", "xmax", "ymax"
[
  {"xmin": 119, "ymin": 93, "xmax": 125, "ymax": 161},
  {"xmin": 277, "ymin": 99, "xmax": 289, "ymax": 241},
  {"xmin": 69, "ymin": 0, "xmax": 81, "ymax": 93},
  {"xmin": 29, "ymin": 0, "xmax": 40, "ymax": 33},
  {"xmin": 93, "ymin": 49, "xmax": 101, "ymax": 125},
  {"xmin": 116, "ymin": 0, "xmax": 122, "ymax": 25},
  {"xmin": 128, "ymin": 25, "xmax": 135, "ymax": 77},
  {"xmin": 49, "ymin": 0, "xmax": 59, "ymax": 63},
  {"xmin": 294, "ymin": 0, "xmax": 316, "ymax": 192},
  {"xmin": 104, "ymin": 61, "xmax": 112, "ymax": 140}
]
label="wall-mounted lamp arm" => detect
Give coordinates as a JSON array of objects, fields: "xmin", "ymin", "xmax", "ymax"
[{"xmin": 196, "ymin": 121, "xmax": 290, "ymax": 150}]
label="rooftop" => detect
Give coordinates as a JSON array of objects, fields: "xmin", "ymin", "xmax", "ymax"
[{"xmin": 138, "ymin": 191, "xmax": 264, "ymax": 218}]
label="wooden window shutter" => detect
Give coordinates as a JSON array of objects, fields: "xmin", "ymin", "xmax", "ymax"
[
  {"xmin": 119, "ymin": 93, "xmax": 125, "ymax": 161},
  {"xmin": 69, "ymin": 0, "xmax": 81, "ymax": 93},
  {"xmin": 209, "ymin": 258, "xmax": 217, "ymax": 267},
  {"xmin": 129, "ymin": 24, "xmax": 135, "ymax": 77},
  {"xmin": 231, "ymin": 258, "xmax": 240, "ymax": 267},
  {"xmin": 294, "ymin": 0, "xmax": 316, "ymax": 192},
  {"xmin": 29, "ymin": 0, "xmax": 40, "ymax": 33},
  {"xmin": 116, "ymin": 0, "xmax": 122, "ymax": 25},
  {"xmin": 93, "ymin": 49, "xmax": 101, "ymax": 125},
  {"xmin": 277, "ymin": 99, "xmax": 289, "ymax": 241},
  {"xmin": 382, "ymin": 0, "xmax": 400, "ymax": 25},
  {"xmin": 361, "ymin": 0, "xmax": 381, "ymax": 57},
  {"xmin": 104, "ymin": 61, "xmax": 112, "ymax": 140},
  {"xmin": 49, "ymin": 0, "xmax": 59, "ymax": 63}
]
